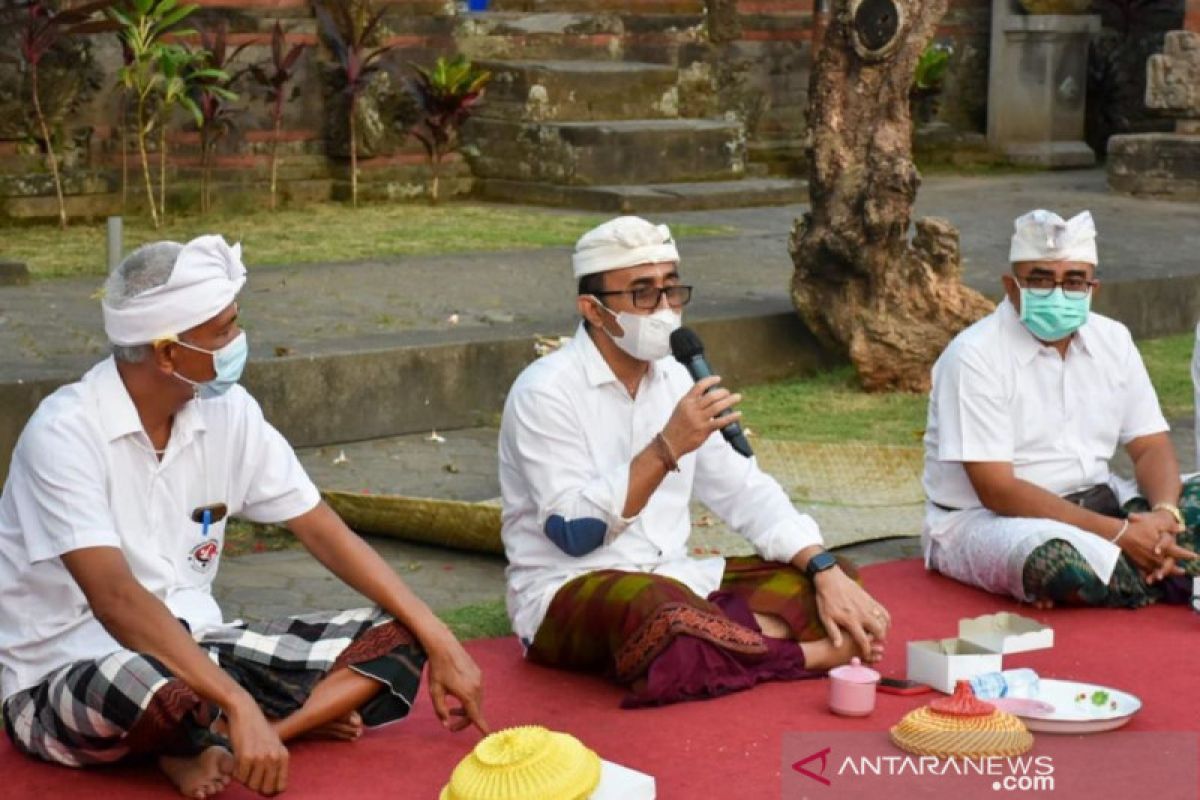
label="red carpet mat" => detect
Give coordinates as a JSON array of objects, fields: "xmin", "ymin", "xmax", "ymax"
[{"xmin": 3, "ymin": 558, "xmax": 1198, "ymax": 798}]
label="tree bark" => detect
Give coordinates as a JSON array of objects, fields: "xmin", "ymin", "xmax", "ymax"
[
  {"xmin": 790, "ymin": 0, "xmax": 993, "ymax": 393},
  {"xmin": 30, "ymin": 68, "xmax": 68, "ymax": 230},
  {"xmin": 349, "ymin": 101, "xmax": 358, "ymax": 208},
  {"xmin": 136, "ymin": 97, "xmax": 160, "ymax": 229},
  {"xmin": 270, "ymin": 106, "xmax": 282, "ymax": 211}
]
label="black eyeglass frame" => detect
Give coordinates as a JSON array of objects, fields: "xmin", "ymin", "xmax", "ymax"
[
  {"xmin": 1013, "ymin": 275, "xmax": 1098, "ymax": 300},
  {"xmin": 591, "ymin": 285, "xmax": 694, "ymax": 310}
]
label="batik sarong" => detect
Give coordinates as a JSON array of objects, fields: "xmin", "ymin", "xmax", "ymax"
[
  {"xmin": 527, "ymin": 555, "xmax": 859, "ymax": 708},
  {"xmin": 1022, "ymin": 478, "xmax": 1200, "ymax": 608},
  {"xmin": 2, "ymin": 607, "xmax": 425, "ymax": 768}
]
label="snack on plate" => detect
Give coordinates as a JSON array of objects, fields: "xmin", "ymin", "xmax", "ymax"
[{"xmin": 1074, "ymin": 690, "xmax": 1118, "ymax": 714}]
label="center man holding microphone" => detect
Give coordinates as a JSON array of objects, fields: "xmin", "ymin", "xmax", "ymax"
[{"xmin": 498, "ymin": 216, "xmax": 890, "ymax": 708}]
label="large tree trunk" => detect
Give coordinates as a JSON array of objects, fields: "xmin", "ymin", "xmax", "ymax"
[{"xmin": 790, "ymin": 0, "xmax": 993, "ymax": 393}]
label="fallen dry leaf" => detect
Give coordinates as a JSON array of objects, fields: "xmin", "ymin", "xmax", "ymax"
[{"xmin": 333, "ymin": 450, "xmax": 348, "ymax": 465}]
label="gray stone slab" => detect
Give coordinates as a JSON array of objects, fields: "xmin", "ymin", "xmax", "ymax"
[{"xmin": 476, "ymin": 177, "xmax": 807, "ymax": 212}]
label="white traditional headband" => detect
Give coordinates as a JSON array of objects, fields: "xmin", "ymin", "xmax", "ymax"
[
  {"xmin": 572, "ymin": 215, "xmax": 680, "ymax": 279},
  {"xmin": 102, "ymin": 234, "xmax": 247, "ymax": 346},
  {"xmin": 1009, "ymin": 209, "xmax": 1098, "ymax": 265}
]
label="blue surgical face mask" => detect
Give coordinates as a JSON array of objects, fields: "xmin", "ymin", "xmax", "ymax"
[
  {"xmin": 1018, "ymin": 288, "xmax": 1090, "ymax": 343},
  {"xmin": 172, "ymin": 331, "xmax": 248, "ymax": 398}
]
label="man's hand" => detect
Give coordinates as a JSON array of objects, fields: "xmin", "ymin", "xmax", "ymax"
[
  {"xmin": 1148, "ymin": 508, "xmax": 1186, "ymax": 537},
  {"xmin": 1120, "ymin": 512, "xmax": 1198, "ymax": 583},
  {"xmin": 661, "ymin": 376, "xmax": 742, "ymax": 456},
  {"xmin": 226, "ymin": 693, "xmax": 289, "ymax": 796},
  {"xmin": 813, "ymin": 568, "xmax": 890, "ymax": 663},
  {"xmin": 426, "ymin": 635, "xmax": 488, "ymax": 735}
]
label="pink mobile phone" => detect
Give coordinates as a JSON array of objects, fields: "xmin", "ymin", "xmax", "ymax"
[{"xmin": 878, "ymin": 677, "xmax": 933, "ymax": 696}]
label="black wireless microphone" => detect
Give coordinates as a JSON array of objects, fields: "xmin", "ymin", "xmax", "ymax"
[{"xmin": 669, "ymin": 327, "xmax": 753, "ymax": 458}]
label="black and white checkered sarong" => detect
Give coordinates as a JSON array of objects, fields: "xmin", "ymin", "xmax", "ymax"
[{"xmin": 2, "ymin": 607, "xmax": 425, "ymax": 767}]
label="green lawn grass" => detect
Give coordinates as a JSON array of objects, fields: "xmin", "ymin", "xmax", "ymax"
[
  {"xmin": 2, "ymin": 203, "xmax": 730, "ymax": 279},
  {"xmin": 740, "ymin": 331, "xmax": 1196, "ymax": 445}
]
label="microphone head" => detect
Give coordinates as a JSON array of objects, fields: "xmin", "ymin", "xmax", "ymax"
[{"xmin": 670, "ymin": 327, "xmax": 705, "ymax": 364}]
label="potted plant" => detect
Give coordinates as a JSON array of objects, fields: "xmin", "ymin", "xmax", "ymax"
[
  {"xmin": 407, "ymin": 55, "xmax": 489, "ymax": 205},
  {"xmin": 910, "ymin": 42, "xmax": 952, "ymax": 126}
]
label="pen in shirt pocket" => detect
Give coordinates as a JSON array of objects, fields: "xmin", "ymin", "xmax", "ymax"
[{"xmin": 190, "ymin": 503, "xmax": 228, "ymax": 537}]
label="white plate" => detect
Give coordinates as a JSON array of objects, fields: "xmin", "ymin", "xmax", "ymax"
[{"xmin": 1012, "ymin": 678, "xmax": 1141, "ymax": 734}]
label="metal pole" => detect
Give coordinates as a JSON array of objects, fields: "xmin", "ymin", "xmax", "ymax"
[{"xmin": 106, "ymin": 216, "xmax": 123, "ymax": 272}]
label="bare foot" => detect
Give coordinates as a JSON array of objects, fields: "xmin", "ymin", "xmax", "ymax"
[
  {"xmin": 801, "ymin": 635, "xmax": 885, "ymax": 671},
  {"xmin": 158, "ymin": 746, "xmax": 234, "ymax": 799},
  {"xmin": 300, "ymin": 710, "xmax": 364, "ymax": 742},
  {"xmin": 753, "ymin": 611, "xmax": 793, "ymax": 639}
]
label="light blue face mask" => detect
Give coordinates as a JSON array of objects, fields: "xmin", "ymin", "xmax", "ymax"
[
  {"xmin": 1018, "ymin": 288, "xmax": 1090, "ymax": 343},
  {"xmin": 172, "ymin": 331, "xmax": 248, "ymax": 399}
]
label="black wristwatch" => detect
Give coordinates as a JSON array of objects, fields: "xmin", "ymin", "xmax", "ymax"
[{"xmin": 805, "ymin": 550, "xmax": 838, "ymax": 580}]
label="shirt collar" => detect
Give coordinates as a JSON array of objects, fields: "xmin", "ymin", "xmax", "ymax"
[
  {"xmin": 573, "ymin": 322, "xmax": 668, "ymax": 388},
  {"xmin": 999, "ymin": 297, "xmax": 1093, "ymax": 364},
  {"xmin": 93, "ymin": 356, "xmax": 207, "ymax": 444}
]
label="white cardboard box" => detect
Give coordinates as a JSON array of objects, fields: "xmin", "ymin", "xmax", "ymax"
[
  {"xmin": 958, "ymin": 612, "xmax": 1054, "ymax": 654},
  {"xmin": 906, "ymin": 613, "xmax": 1053, "ymax": 694},
  {"xmin": 591, "ymin": 760, "xmax": 656, "ymax": 799}
]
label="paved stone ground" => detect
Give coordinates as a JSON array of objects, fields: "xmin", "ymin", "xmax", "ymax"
[
  {"xmin": 3, "ymin": 168, "xmax": 1200, "ymax": 384},
  {"xmin": 4, "ymin": 167, "xmax": 1197, "ymax": 624},
  {"xmin": 213, "ymin": 417, "xmax": 1196, "ymax": 624}
]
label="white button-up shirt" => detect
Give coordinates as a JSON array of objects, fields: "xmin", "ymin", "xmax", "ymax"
[
  {"xmin": 924, "ymin": 298, "xmax": 1167, "ymax": 511},
  {"xmin": 0, "ymin": 358, "xmax": 320, "ymax": 700},
  {"xmin": 500, "ymin": 324, "xmax": 823, "ymax": 645},
  {"xmin": 922, "ymin": 298, "xmax": 1168, "ymax": 593}
]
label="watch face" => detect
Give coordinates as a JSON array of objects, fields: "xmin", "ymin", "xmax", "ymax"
[{"xmin": 809, "ymin": 552, "xmax": 837, "ymax": 573}]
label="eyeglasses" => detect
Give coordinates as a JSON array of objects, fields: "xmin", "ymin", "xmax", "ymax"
[
  {"xmin": 593, "ymin": 285, "xmax": 694, "ymax": 310},
  {"xmin": 1015, "ymin": 274, "xmax": 1097, "ymax": 300}
]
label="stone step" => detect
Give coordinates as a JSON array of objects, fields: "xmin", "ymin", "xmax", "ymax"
[
  {"xmin": 456, "ymin": 12, "xmax": 627, "ymax": 61},
  {"xmin": 477, "ymin": 59, "xmax": 679, "ymax": 121},
  {"xmin": 464, "ymin": 117, "xmax": 745, "ymax": 185},
  {"xmin": 747, "ymin": 139, "xmax": 808, "ymax": 177},
  {"xmin": 474, "ymin": 176, "xmax": 808, "ymax": 212},
  {"xmin": 486, "ymin": 0, "xmax": 704, "ymax": 13}
]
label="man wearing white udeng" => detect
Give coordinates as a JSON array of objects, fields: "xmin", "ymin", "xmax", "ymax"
[
  {"xmin": 923, "ymin": 209, "xmax": 1200, "ymax": 608},
  {"xmin": 0, "ymin": 236, "xmax": 485, "ymax": 798}
]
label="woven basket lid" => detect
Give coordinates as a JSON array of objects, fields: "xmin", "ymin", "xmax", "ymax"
[
  {"xmin": 929, "ymin": 680, "xmax": 999, "ymax": 717},
  {"xmin": 440, "ymin": 726, "xmax": 602, "ymax": 800}
]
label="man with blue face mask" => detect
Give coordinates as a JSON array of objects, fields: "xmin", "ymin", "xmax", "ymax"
[
  {"xmin": 0, "ymin": 236, "xmax": 486, "ymax": 798},
  {"xmin": 923, "ymin": 210, "xmax": 1200, "ymax": 609},
  {"xmin": 499, "ymin": 216, "xmax": 890, "ymax": 709}
]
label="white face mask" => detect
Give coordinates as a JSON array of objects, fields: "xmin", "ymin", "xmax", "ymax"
[{"xmin": 591, "ymin": 297, "xmax": 681, "ymax": 362}]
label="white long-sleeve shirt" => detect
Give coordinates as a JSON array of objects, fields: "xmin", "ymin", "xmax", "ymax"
[{"xmin": 499, "ymin": 324, "xmax": 823, "ymax": 645}]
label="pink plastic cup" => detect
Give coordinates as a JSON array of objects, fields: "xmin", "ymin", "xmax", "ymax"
[{"xmin": 828, "ymin": 657, "xmax": 881, "ymax": 717}]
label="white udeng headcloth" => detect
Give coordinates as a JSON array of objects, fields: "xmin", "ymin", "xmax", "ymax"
[
  {"xmin": 571, "ymin": 216, "xmax": 680, "ymax": 279},
  {"xmin": 102, "ymin": 234, "xmax": 247, "ymax": 346},
  {"xmin": 1009, "ymin": 209, "xmax": 1098, "ymax": 265}
]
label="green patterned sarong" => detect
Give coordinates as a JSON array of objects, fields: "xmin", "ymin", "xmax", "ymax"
[{"xmin": 1022, "ymin": 477, "xmax": 1200, "ymax": 608}]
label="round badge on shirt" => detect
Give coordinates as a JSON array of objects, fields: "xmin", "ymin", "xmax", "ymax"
[{"xmin": 188, "ymin": 540, "xmax": 221, "ymax": 573}]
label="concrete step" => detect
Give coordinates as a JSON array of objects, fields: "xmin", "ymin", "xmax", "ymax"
[
  {"xmin": 456, "ymin": 12, "xmax": 626, "ymax": 61},
  {"xmin": 748, "ymin": 139, "xmax": 808, "ymax": 177},
  {"xmin": 477, "ymin": 59, "xmax": 679, "ymax": 121},
  {"xmin": 486, "ymin": 0, "xmax": 704, "ymax": 13},
  {"xmin": 474, "ymin": 177, "xmax": 808, "ymax": 212},
  {"xmin": 464, "ymin": 117, "xmax": 745, "ymax": 185}
]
